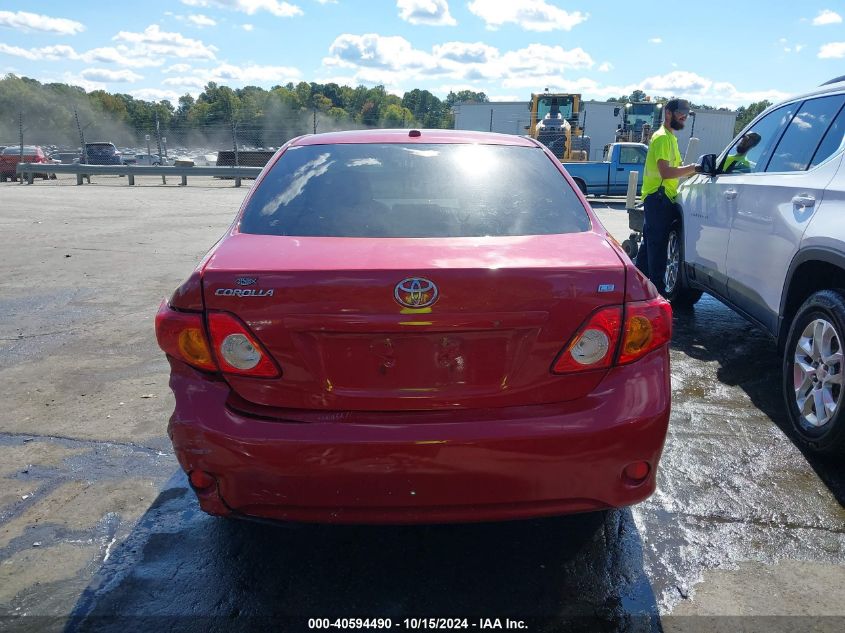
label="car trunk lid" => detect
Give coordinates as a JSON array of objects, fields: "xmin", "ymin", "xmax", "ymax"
[{"xmin": 202, "ymin": 231, "xmax": 626, "ymax": 411}]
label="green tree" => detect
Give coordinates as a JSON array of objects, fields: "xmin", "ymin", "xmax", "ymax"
[{"xmin": 734, "ymin": 100, "xmax": 772, "ymax": 135}]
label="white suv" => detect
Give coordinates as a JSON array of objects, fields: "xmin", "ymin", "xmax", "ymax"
[{"xmin": 668, "ymin": 78, "xmax": 845, "ymax": 454}]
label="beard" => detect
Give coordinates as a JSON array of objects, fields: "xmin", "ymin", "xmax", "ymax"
[{"xmin": 670, "ymin": 117, "xmax": 685, "ymax": 131}]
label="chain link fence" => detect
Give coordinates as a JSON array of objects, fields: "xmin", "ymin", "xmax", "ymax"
[{"xmin": 0, "ymin": 108, "xmax": 388, "ymax": 185}]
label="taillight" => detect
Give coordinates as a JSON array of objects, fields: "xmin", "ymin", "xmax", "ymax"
[
  {"xmin": 551, "ymin": 296, "xmax": 671, "ymax": 374},
  {"xmin": 618, "ymin": 297, "xmax": 672, "ymax": 364},
  {"xmin": 207, "ymin": 312, "xmax": 280, "ymax": 377},
  {"xmin": 155, "ymin": 301, "xmax": 217, "ymax": 371},
  {"xmin": 552, "ymin": 306, "xmax": 623, "ymax": 373}
]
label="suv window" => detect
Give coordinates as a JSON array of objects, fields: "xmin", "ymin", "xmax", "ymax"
[
  {"xmin": 810, "ymin": 99, "xmax": 845, "ymax": 168},
  {"xmin": 767, "ymin": 95, "xmax": 845, "ymax": 172},
  {"xmin": 239, "ymin": 143, "xmax": 590, "ymax": 238},
  {"xmin": 721, "ymin": 103, "xmax": 797, "ymax": 174}
]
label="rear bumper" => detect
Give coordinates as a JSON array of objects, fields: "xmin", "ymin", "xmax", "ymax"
[{"xmin": 168, "ymin": 351, "xmax": 670, "ymax": 524}]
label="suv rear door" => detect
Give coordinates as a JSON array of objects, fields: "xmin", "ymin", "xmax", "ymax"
[{"xmin": 724, "ymin": 94, "xmax": 845, "ymax": 332}]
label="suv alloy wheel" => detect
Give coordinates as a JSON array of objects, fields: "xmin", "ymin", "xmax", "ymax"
[
  {"xmin": 782, "ymin": 289, "xmax": 845, "ymax": 453},
  {"xmin": 663, "ymin": 221, "xmax": 702, "ymax": 308}
]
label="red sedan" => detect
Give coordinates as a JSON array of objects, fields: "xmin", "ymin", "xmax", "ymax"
[
  {"xmin": 156, "ymin": 129, "xmax": 671, "ymax": 524},
  {"xmin": 0, "ymin": 145, "xmax": 52, "ymax": 181}
]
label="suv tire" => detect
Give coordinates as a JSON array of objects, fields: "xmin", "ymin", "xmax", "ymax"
[
  {"xmin": 782, "ymin": 289, "xmax": 845, "ymax": 454},
  {"xmin": 663, "ymin": 221, "xmax": 702, "ymax": 308}
]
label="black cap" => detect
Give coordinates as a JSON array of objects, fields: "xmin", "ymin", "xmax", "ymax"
[{"xmin": 665, "ymin": 98, "xmax": 691, "ymax": 114}]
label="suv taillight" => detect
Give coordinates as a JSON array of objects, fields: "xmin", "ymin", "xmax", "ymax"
[{"xmin": 551, "ymin": 297, "xmax": 671, "ymax": 374}]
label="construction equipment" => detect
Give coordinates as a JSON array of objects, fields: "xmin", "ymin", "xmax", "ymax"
[
  {"xmin": 528, "ymin": 92, "xmax": 590, "ymax": 161},
  {"xmin": 614, "ymin": 101, "xmax": 663, "ymax": 144}
]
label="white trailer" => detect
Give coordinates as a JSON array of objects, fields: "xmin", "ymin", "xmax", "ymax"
[{"xmin": 453, "ymin": 100, "xmax": 738, "ymax": 161}]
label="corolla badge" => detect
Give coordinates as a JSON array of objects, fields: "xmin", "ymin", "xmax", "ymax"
[{"xmin": 394, "ymin": 277, "xmax": 438, "ymax": 308}]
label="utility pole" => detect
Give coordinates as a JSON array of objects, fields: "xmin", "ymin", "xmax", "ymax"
[
  {"xmin": 313, "ymin": 108, "xmax": 317, "ymax": 134},
  {"xmin": 489, "ymin": 108, "xmax": 493, "ymax": 132},
  {"xmin": 18, "ymin": 112, "xmax": 24, "ymax": 184},
  {"xmin": 231, "ymin": 119, "xmax": 239, "ymax": 167},
  {"xmin": 155, "ymin": 112, "xmax": 163, "ymax": 157},
  {"xmin": 74, "ymin": 108, "xmax": 87, "ymax": 164}
]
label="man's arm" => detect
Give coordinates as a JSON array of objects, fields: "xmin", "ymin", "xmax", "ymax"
[{"xmin": 657, "ymin": 159, "xmax": 698, "ymax": 179}]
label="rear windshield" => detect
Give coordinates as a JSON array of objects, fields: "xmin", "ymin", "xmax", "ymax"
[
  {"xmin": 2, "ymin": 146, "xmax": 38, "ymax": 154},
  {"xmin": 239, "ymin": 143, "xmax": 590, "ymax": 238},
  {"xmin": 86, "ymin": 144, "xmax": 116, "ymax": 152}
]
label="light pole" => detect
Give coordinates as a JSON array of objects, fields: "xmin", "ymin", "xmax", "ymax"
[
  {"xmin": 162, "ymin": 137, "xmax": 168, "ymax": 162},
  {"xmin": 145, "ymin": 134, "xmax": 151, "ymax": 161}
]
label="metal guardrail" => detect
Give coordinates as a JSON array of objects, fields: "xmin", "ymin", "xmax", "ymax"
[{"xmin": 11, "ymin": 163, "xmax": 263, "ymax": 186}]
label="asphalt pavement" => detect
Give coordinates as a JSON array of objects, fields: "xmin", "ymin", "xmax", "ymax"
[{"xmin": 0, "ymin": 180, "xmax": 842, "ymax": 632}]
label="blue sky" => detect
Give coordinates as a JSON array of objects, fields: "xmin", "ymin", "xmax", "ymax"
[{"xmin": 0, "ymin": 1, "xmax": 843, "ymax": 108}]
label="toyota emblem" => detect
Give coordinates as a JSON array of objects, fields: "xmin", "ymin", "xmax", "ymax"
[{"xmin": 394, "ymin": 277, "xmax": 439, "ymax": 308}]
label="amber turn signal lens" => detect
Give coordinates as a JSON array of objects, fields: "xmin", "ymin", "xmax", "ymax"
[
  {"xmin": 623, "ymin": 315, "xmax": 653, "ymax": 355},
  {"xmin": 178, "ymin": 328, "xmax": 214, "ymax": 367}
]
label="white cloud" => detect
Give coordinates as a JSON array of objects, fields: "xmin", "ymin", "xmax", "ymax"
[
  {"xmin": 113, "ymin": 24, "xmax": 218, "ymax": 59},
  {"xmin": 397, "ymin": 0, "xmax": 457, "ymax": 26},
  {"xmin": 180, "ymin": 0, "xmax": 303, "ymax": 17},
  {"xmin": 598, "ymin": 62, "xmax": 612, "ymax": 72},
  {"xmin": 165, "ymin": 63, "xmax": 194, "ymax": 73},
  {"xmin": 813, "ymin": 9, "xmax": 842, "ymax": 26},
  {"xmin": 326, "ymin": 34, "xmax": 434, "ymax": 71},
  {"xmin": 467, "ymin": 0, "xmax": 587, "ymax": 32},
  {"xmin": 819, "ymin": 42, "xmax": 845, "ymax": 58},
  {"xmin": 315, "ymin": 0, "xmax": 338, "ymax": 3},
  {"xmin": 80, "ymin": 68, "xmax": 144, "ymax": 83},
  {"xmin": 648, "ymin": 37, "xmax": 662, "ymax": 44},
  {"xmin": 130, "ymin": 88, "xmax": 183, "ymax": 102},
  {"xmin": 84, "ymin": 46, "xmax": 164, "ymax": 68},
  {"xmin": 0, "ymin": 10, "xmax": 84, "ymax": 35},
  {"xmin": 188, "ymin": 14, "xmax": 218, "ymax": 27},
  {"xmin": 608, "ymin": 70, "xmax": 790, "ymax": 109},
  {"xmin": 433, "ymin": 41, "xmax": 497, "ymax": 64},
  {"xmin": 61, "ymin": 72, "xmax": 106, "ymax": 92},
  {"xmin": 242, "ymin": 23, "xmax": 255, "ymax": 30},
  {"xmin": 324, "ymin": 35, "xmax": 594, "ymax": 90},
  {"xmin": 162, "ymin": 62, "xmax": 302, "ymax": 89}
]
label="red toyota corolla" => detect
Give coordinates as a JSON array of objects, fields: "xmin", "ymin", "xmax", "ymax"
[{"xmin": 155, "ymin": 129, "xmax": 671, "ymax": 524}]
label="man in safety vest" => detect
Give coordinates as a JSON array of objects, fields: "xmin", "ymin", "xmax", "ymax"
[
  {"xmin": 635, "ymin": 98, "xmax": 700, "ymax": 295},
  {"xmin": 723, "ymin": 132, "xmax": 761, "ymax": 173}
]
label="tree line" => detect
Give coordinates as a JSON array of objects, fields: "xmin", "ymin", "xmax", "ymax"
[
  {"xmin": 0, "ymin": 73, "xmax": 489, "ymax": 148},
  {"xmin": 1, "ymin": 73, "xmax": 768, "ymax": 149}
]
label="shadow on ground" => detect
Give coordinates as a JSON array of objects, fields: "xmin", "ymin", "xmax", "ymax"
[
  {"xmin": 671, "ymin": 296, "xmax": 845, "ymax": 506},
  {"xmin": 47, "ymin": 471, "xmax": 663, "ymax": 633}
]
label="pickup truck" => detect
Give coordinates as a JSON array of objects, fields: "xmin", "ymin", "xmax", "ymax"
[{"xmin": 561, "ymin": 142, "xmax": 647, "ymax": 196}]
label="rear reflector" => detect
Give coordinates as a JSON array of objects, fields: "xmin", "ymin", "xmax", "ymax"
[
  {"xmin": 623, "ymin": 461, "xmax": 651, "ymax": 484},
  {"xmin": 189, "ymin": 470, "xmax": 216, "ymax": 491},
  {"xmin": 207, "ymin": 311, "xmax": 280, "ymax": 377},
  {"xmin": 155, "ymin": 301, "xmax": 217, "ymax": 371}
]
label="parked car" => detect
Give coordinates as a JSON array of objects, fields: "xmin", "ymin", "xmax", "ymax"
[
  {"xmin": 82, "ymin": 142, "xmax": 121, "ymax": 165},
  {"xmin": 51, "ymin": 151, "xmax": 80, "ymax": 164},
  {"xmin": 0, "ymin": 145, "xmax": 52, "ymax": 181},
  {"xmin": 562, "ymin": 142, "xmax": 647, "ymax": 197},
  {"xmin": 155, "ymin": 129, "xmax": 672, "ymax": 525},
  {"xmin": 667, "ymin": 78, "xmax": 845, "ymax": 454},
  {"xmin": 128, "ymin": 153, "xmax": 171, "ymax": 166}
]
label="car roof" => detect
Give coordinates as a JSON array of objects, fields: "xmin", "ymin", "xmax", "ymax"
[{"xmin": 291, "ymin": 128, "xmax": 539, "ymax": 147}]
